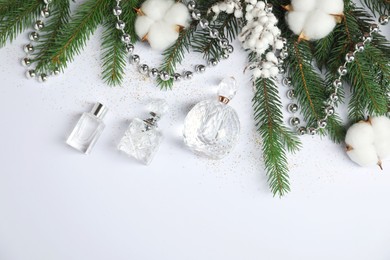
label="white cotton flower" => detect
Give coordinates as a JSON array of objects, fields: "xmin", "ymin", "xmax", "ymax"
[
  {"xmin": 285, "ymin": 0, "xmax": 344, "ymax": 41},
  {"xmin": 303, "ymin": 10, "xmax": 337, "ymax": 40},
  {"xmin": 269, "ymin": 67, "xmax": 279, "ymax": 77},
  {"xmin": 253, "ymin": 68, "xmax": 262, "ymax": 78},
  {"xmin": 347, "ymin": 145, "xmax": 379, "ymax": 167},
  {"xmin": 345, "ymin": 117, "xmax": 390, "ymax": 169},
  {"xmin": 134, "ymin": 0, "xmax": 190, "ymax": 51},
  {"xmin": 141, "ymin": 0, "xmax": 174, "ymax": 21}
]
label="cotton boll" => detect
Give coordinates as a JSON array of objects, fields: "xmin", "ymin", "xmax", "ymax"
[
  {"xmin": 259, "ymin": 16, "xmax": 268, "ymax": 24},
  {"xmin": 347, "ymin": 145, "xmax": 379, "ymax": 167},
  {"xmin": 262, "ymin": 61, "xmax": 273, "ymax": 69},
  {"xmin": 375, "ymin": 140, "xmax": 390, "ymax": 159},
  {"xmin": 286, "ymin": 11, "xmax": 308, "ymax": 35},
  {"xmin": 219, "ymin": 3, "xmax": 227, "ymax": 11},
  {"xmin": 212, "ymin": 5, "xmax": 220, "ymax": 13},
  {"xmin": 266, "ymin": 52, "xmax": 278, "ymax": 63},
  {"xmin": 303, "ymin": 11, "xmax": 336, "ymax": 40},
  {"xmin": 291, "ymin": 0, "xmax": 317, "ymax": 12},
  {"xmin": 135, "ymin": 16, "xmax": 155, "ymax": 39},
  {"xmin": 164, "ymin": 2, "xmax": 190, "ymax": 27},
  {"xmin": 226, "ymin": 3, "xmax": 235, "ymax": 13},
  {"xmin": 147, "ymin": 22, "xmax": 179, "ymax": 51},
  {"xmin": 245, "ymin": 13, "xmax": 254, "ymax": 21},
  {"xmin": 316, "ymin": 0, "xmax": 344, "ymax": 15},
  {"xmin": 370, "ymin": 116, "xmax": 390, "ymax": 141},
  {"xmin": 246, "ymin": 5, "xmax": 254, "ymax": 12},
  {"xmin": 345, "ymin": 121, "xmax": 375, "ymax": 148},
  {"xmin": 249, "ymin": 0, "xmax": 257, "ymax": 5},
  {"xmin": 142, "ymin": 0, "xmax": 174, "ymax": 21}
]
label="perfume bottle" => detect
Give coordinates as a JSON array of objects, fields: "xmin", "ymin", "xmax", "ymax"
[
  {"xmin": 118, "ymin": 100, "xmax": 169, "ymax": 165},
  {"xmin": 66, "ymin": 102, "xmax": 108, "ymax": 154},
  {"xmin": 183, "ymin": 77, "xmax": 240, "ymax": 159}
]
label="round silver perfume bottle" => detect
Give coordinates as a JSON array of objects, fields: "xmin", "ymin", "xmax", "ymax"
[{"xmin": 183, "ymin": 77, "xmax": 240, "ymax": 159}]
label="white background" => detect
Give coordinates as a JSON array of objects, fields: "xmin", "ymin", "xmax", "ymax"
[{"xmin": 0, "ymin": 2, "xmax": 390, "ymax": 259}]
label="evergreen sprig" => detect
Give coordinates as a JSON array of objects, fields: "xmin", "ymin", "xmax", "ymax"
[
  {"xmin": 360, "ymin": 0, "xmax": 390, "ymax": 16},
  {"xmin": 101, "ymin": 0, "xmax": 140, "ymax": 86},
  {"xmin": 253, "ymin": 77, "xmax": 301, "ymax": 197},
  {"xmin": 0, "ymin": 0, "xmax": 43, "ymax": 47}
]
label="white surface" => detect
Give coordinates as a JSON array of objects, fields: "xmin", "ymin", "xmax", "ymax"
[{"xmin": 0, "ymin": 6, "xmax": 390, "ymax": 260}]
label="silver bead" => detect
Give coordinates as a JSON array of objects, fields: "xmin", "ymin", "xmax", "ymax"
[
  {"xmin": 24, "ymin": 44, "xmax": 34, "ymax": 54},
  {"xmin": 125, "ymin": 44, "xmax": 134, "ymax": 53},
  {"xmin": 41, "ymin": 8, "xmax": 50, "ymax": 18},
  {"xmin": 199, "ymin": 18, "xmax": 209, "ymax": 29},
  {"xmin": 209, "ymin": 28, "xmax": 219, "ymax": 38},
  {"xmin": 370, "ymin": 23, "xmax": 379, "ymax": 34},
  {"xmin": 297, "ymin": 127, "xmax": 306, "ymax": 135},
  {"xmin": 113, "ymin": 6, "xmax": 122, "ymax": 16},
  {"xmin": 280, "ymin": 37, "xmax": 287, "ymax": 45},
  {"xmin": 173, "ymin": 73, "xmax": 182, "ymax": 81},
  {"xmin": 26, "ymin": 69, "xmax": 36, "ymax": 78},
  {"xmin": 265, "ymin": 3, "xmax": 273, "ymax": 13},
  {"xmin": 337, "ymin": 66, "xmax": 347, "ymax": 76},
  {"xmin": 130, "ymin": 54, "xmax": 140, "ymax": 64},
  {"xmin": 282, "ymin": 77, "xmax": 292, "ymax": 87},
  {"xmin": 34, "ymin": 20, "xmax": 44, "ymax": 30},
  {"xmin": 379, "ymin": 15, "xmax": 389, "ymax": 25},
  {"xmin": 121, "ymin": 34, "xmax": 131, "ymax": 43},
  {"xmin": 329, "ymin": 93, "xmax": 339, "ymax": 102},
  {"xmin": 286, "ymin": 89, "xmax": 295, "ymax": 99},
  {"xmin": 345, "ymin": 52, "xmax": 355, "ymax": 63},
  {"xmin": 355, "ymin": 42, "xmax": 365, "ymax": 52},
  {"xmin": 52, "ymin": 67, "xmax": 60, "ymax": 75},
  {"xmin": 39, "ymin": 73, "xmax": 48, "ymax": 82},
  {"xmin": 192, "ymin": 10, "xmax": 201, "ymax": 20},
  {"xmin": 225, "ymin": 45, "xmax": 234, "ymax": 54},
  {"xmin": 280, "ymin": 50, "xmax": 288, "ymax": 59},
  {"xmin": 222, "ymin": 52, "xmax": 229, "ymax": 59},
  {"xmin": 138, "ymin": 64, "xmax": 149, "ymax": 75},
  {"xmin": 287, "ymin": 103, "xmax": 299, "ymax": 113},
  {"xmin": 187, "ymin": 1, "xmax": 196, "ymax": 11},
  {"xmin": 195, "ymin": 64, "xmax": 206, "ymax": 73},
  {"xmin": 219, "ymin": 38, "xmax": 229, "ymax": 48},
  {"xmin": 308, "ymin": 127, "xmax": 317, "ymax": 135},
  {"xmin": 362, "ymin": 32, "xmax": 372, "ymax": 43},
  {"xmin": 208, "ymin": 58, "xmax": 218, "ymax": 66},
  {"xmin": 289, "ymin": 117, "xmax": 300, "ymax": 126},
  {"xmin": 325, "ymin": 106, "xmax": 335, "ymax": 116},
  {"xmin": 183, "ymin": 71, "xmax": 193, "ymax": 80},
  {"xmin": 278, "ymin": 66, "xmax": 285, "ymax": 74},
  {"xmin": 29, "ymin": 31, "xmax": 39, "ymax": 41},
  {"xmin": 160, "ymin": 71, "xmax": 170, "ymax": 81},
  {"xmin": 333, "ymin": 79, "xmax": 342, "ymax": 88},
  {"xmin": 149, "ymin": 68, "xmax": 159, "ymax": 78},
  {"xmin": 21, "ymin": 57, "xmax": 31, "ymax": 67},
  {"xmin": 318, "ymin": 119, "xmax": 327, "ymax": 129},
  {"xmin": 116, "ymin": 20, "xmax": 125, "ymax": 30}
]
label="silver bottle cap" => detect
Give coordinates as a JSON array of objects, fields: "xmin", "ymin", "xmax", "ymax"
[{"xmin": 91, "ymin": 102, "xmax": 108, "ymax": 119}]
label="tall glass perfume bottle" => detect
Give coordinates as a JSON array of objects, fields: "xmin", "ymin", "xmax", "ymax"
[
  {"xmin": 66, "ymin": 102, "xmax": 108, "ymax": 154},
  {"xmin": 183, "ymin": 77, "xmax": 240, "ymax": 159},
  {"xmin": 118, "ymin": 100, "xmax": 169, "ymax": 165}
]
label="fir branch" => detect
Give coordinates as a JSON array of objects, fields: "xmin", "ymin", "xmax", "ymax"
[
  {"xmin": 101, "ymin": 0, "xmax": 140, "ymax": 86},
  {"xmin": 253, "ymin": 77, "xmax": 301, "ymax": 197},
  {"xmin": 192, "ymin": 13, "xmax": 239, "ymax": 61},
  {"xmin": 45, "ymin": 0, "xmax": 111, "ymax": 70},
  {"xmin": 0, "ymin": 0, "xmax": 43, "ymax": 47},
  {"xmin": 34, "ymin": 0, "xmax": 71, "ymax": 73},
  {"xmin": 156, "ymin": 25, "xmax": 196, "ymax": 89},
  {"xmin": 360, "ymin": 0, "xmax": 390, "ymax": 16}
]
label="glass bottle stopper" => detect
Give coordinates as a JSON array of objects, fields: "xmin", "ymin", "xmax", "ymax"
[
  {"xmin": 91, "ymin": 102, "xmax": 108, "ymax": 119},
  {"xmin": 144, "ymin": 99, "xmax": 169, "ymax": 129},
  {"xmin": 218, "ymin": 77, "xmax": 237, "ymax": 104}
]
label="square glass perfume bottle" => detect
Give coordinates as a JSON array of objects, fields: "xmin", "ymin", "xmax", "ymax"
[
  {"xmin": 66, "ymin": 102, "xmax": 108, "ymax": 154},
  {"xmin": 118, "ymin": 100, "xmax": 169, "ymax": 165}
]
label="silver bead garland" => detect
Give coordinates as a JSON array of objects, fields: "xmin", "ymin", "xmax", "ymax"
[
  {"xmin": 22, "ymin": 0, "xmax": 58, "ymax": 82},
  {"xmin": 114, "ymin": 0, "xmax": 234, "ymax": 83},
  {"xmin": 283, "ymin": 23, "xmax": 381, "ymax": 136}
]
